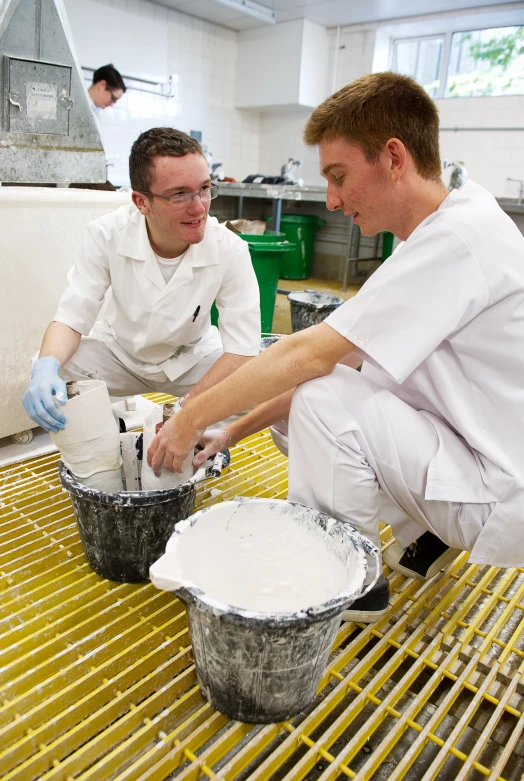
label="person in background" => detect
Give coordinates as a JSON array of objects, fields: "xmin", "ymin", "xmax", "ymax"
[
  {"xmin": 70, "ymin": 64, "xmax": 126, "ymax": 191},
  {"xmin": 87, "ymin": 63, "xmax": 126, "ymax": 127},
  {"xmin": 146, "ymin": 72, "xmax": 524, "ymax": 623},
  {"xmin": 23, "ymin": 128, "xmax": 260, "ymax": 430}
]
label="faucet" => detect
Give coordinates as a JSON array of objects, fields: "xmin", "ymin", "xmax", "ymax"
[
  {"xmin": 443, "ymin": 160, "xmax": 467, "ymax": 191},
  {"xmin": 507, "ymin": 177, "xmax": 524, "ymax": 205},
  {"xmin": 280, "ymin": 157, "xmax": 303, "ymax": 184}
]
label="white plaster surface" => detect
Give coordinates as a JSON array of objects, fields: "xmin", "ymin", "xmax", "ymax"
[{"xmin": 151, "ymin": 502, "xmax": 364, "ymax": 613}]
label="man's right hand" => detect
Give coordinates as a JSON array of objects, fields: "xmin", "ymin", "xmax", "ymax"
[{"xmin": 22, "ymin": 357, "xmax": 68, "ymax": 433}]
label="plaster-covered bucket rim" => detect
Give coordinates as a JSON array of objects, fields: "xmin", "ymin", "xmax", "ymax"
[
  {"xmin": 154, "ymin": 498, "xmax": 380, "ymax": 628},
  {"xmin": 59, "ymin": 462, "xmax": 195, "ymax": 506},
  {"xmin": 288, "ymin": 291, "xmax": 344, "ymax": 309}
]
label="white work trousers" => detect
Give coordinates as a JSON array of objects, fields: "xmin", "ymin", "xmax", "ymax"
[
  {"xmin": 61, "ymin": 337, "xmax": 223, "ymax": 398},
  {"xmin": 283, "ymin": 366, "xmax": 493, "ymax": 564}
]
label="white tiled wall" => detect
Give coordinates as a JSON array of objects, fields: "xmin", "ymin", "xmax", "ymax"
[
  {"xmin": 257, "ymin": 23, "xmax": 377, "ymax": 187},
  {"xmin": 259, "ymin": 5, "xmax": 524, "ymax": 197},
  {"xmin": 64, "ymin": 0, "xmax": 261, "ymax": 186},
  {"xmin": 64, "ymin": 0, "xmax": 524, "ymax": 197},
  {"xmin": 437, "ymin": 95, "xmax": 524, "ymax": 198}
]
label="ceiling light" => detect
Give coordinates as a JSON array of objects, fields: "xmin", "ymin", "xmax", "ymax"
[{"xmin": 213, "ymin": 0, "xmax": 276, "ymax": 25}]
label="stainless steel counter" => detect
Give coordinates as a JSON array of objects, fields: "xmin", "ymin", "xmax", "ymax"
[
  {"xmin": 217, "ymin": 182, "xmax": 524, "ymax": 215},
  {"xmin": 216, "ymin": 182, "xmax": 328, "ymax": 203},
  {"xmin": 216, "ymin": 182, "xmax": 328, "ymax": 232},
  {"xmin": 496, "ymin": 199, "xmax": 524, "ymax": 214}
]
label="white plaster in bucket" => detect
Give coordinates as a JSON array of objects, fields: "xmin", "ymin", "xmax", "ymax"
[{"xmin": 150, "ymin": 501, "xmax": 366, "ymax": 613}]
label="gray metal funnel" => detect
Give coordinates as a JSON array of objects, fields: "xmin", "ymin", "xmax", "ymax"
[{"xmin": 0, "ymin": 0, "xmax": 106, "ymax": 183}]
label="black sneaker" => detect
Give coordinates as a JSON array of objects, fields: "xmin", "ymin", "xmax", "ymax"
[
  {"xmin": 342, "ymin": 574, "xmax": 390, "ymax": 623},
  {"xmin": 383, "ymin": 531, "xmax": 461, "ymax": 581}
]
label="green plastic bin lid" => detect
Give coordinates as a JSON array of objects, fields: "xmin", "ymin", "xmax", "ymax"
[
  {"xmin": 266, "ymin": 214, "xmax": 326, "ymax": 226},
  {"xmin": 239, "ymin": 230, "xmax": 286, "ymax": 242},
  {"xmin": 243, "ymin": 240, "xmax": 296, "ymax": 252},
  {"xmin": 279, "ymin": 214, "xmax": 320, "ymax": 224}
]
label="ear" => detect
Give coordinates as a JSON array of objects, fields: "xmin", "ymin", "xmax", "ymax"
[
  {"xmin": 384, "ymin": 138, "xmax": 407, "ymax": 182},
  {"xmin": 132, "ymin": 191, "xmax": 152, "ymax": 216},
  {"xmin": 98, "ymin": 79, "xmax": 107, "ymax": 92}
]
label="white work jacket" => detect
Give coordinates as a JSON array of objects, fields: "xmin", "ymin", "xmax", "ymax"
[
  {"xmin": 55, "ymin": 204, "xmax": 261, "ymax": 381},
  {"xmin": 326, "ymin": 180, "xmax": 524, "ymax": 569}
]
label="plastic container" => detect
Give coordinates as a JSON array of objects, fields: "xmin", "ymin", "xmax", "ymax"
[
  {"xmin": 268, "ymin": 214, "xmax": 324, "ymax": 280},
  {"xmin": 382, "ymin": 231, "xmax": 395, "ymax": 261},
  {"xmin": 288, "ymin": 290, "xmax": 344, "ymax": 332},
  {"xmin": 251, "ymin": 242, "xmax": 296, "ymax": 332},
  {"xmin": 150, "ymin": 498, "xmax": 380, "ymax": 724},
  {"xmin": 59, "ymin": 463, "xmax": 195, "ymax": 583},
  {"xmin": 212, "ymin": 241, "xmax": 295, "ymax": 333},
  {"xmin": 238, "ymin": 230, "xmax": 286, "ymax": 243}
]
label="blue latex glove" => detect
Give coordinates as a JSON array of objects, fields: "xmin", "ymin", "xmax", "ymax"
[{"xmin": 22, "ymin": 357, "xmax": 67, "ymax": 433}]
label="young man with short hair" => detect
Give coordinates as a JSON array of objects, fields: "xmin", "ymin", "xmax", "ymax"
[
  {"xmin": 23, "ymin": 128, "xmax": 260, "ymax": 431},
  {"xmin": 147, "ymin": 73, "xmax": 524, "ymax": 622},
  {"xmin": 88, "ymin": 63, "xmax": 126, "ymax": 111}
]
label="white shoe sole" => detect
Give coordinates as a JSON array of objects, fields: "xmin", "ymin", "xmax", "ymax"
[
  {"xmin": 341, "ymin": 605, "xmax": 390, "ymax": 623},
  {"xmin": 383, "ymin": 541, "xmax": 461, "ymax": 581}
]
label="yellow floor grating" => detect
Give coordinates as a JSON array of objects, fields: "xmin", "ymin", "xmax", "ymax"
[{"xmin": 1, "ymin": 395, "xmax": 524, "ymax": 781}]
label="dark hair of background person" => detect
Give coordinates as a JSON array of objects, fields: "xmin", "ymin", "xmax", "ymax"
[
  {"xmin": 129, "ymin": 127, "xmax": 204, "ymax": 193},
  {"xmin": 92, "ymin": 64, "xmax": 126, "ymax": 93}
]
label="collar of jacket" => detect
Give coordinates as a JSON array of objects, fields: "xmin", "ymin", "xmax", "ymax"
[{"xmin": 117, "ymin": 209, "xmax": 221, "ymax": 273}]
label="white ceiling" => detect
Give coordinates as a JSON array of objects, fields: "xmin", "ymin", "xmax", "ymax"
[{"xmin": 152, "ymin": 0, "xmax": 523, "ymax": 30}]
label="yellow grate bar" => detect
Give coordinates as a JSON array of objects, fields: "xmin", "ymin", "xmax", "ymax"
[{"xmin": 1, "ymin": 395, "xmax": 524, "ymax": 781}]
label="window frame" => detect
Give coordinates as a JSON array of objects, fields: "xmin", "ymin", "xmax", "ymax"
[
  {"xmin": 390, "ymin": 23, "xmax": 524, "ymax": 99},
  {"xmin": 390, "ymin": 33, "xmax": 450, "ymax": 98}
]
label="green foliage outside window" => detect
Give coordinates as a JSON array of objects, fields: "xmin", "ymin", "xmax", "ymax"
[{"xmin": 447, "ymin": 26, "xmax": 524, "ymax": 97}]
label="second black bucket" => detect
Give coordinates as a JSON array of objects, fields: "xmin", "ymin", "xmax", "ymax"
[
  {"xmin": 288, "ymin": 291, "xmax": 344, "ymax": 332},
  {"xmin": 59, "ymin": 463, "xmax": 195, "ymax": 583}
]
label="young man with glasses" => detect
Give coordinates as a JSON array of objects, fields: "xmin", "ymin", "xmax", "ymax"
[
  {"xmin": 88, "ymin": 64, "xmax": 126, "ymax": 114},
  {"xmin": 23, "ymin": 128, "xmax": 261, "ymax": 432}
]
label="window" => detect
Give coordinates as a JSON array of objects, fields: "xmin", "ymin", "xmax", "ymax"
[
  {"xmin": 446, "ymin": 26, "xmax": 524, "ymax": 97},
  {"xmin": 391, "ymin": 25, "xmax": 524, "ymax": 98},
  {"xmin": 392, "ymin": 36, "xmax": 444, "ymax": 97}
]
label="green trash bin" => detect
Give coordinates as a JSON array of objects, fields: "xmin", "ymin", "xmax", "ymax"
[
  {"xmin": 267, "ymin": 214, "xmax": 324, "ymax": 280},
  {"xmin": 382, "ymin": 231, "xmax": 395, "ymax": 261},
  {"xmin": 211, "ymin": 239, "xmax": 295, "ymax": 333}
]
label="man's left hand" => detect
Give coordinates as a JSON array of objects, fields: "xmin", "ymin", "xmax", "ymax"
[{"xmin": 147, "ymin": 412, "xmax": 203, "ymax": 476}]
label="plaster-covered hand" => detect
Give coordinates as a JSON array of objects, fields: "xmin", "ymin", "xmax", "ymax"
[
  {"xmin": 193, "ymin": 428, "xmax": 233, "ymax": 468},
  {"xmin": 22, "ymin": 357, "xmax": 67, "ymax": 432},
  {"xmin": 147, "ymin": 410, "xmax": 203, "ymax": 476}
]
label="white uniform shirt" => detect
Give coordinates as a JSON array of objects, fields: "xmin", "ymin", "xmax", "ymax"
[
  {"xmin": 54, "ymin": 204, "xmax": 261, "ymax": 382},
  {"xmin": 88, "ymin": 95, "xmax": 103, "ymax": 137},
  {"xmin": 326, "ymin": 181, "xmax": 524, "ymax": 568}
]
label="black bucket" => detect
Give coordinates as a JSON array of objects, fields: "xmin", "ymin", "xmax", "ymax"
[
  {"xmin": 59, "ymin": 463, "xmax": 195, "ymax": 583},
  {"xmin": 150, "ymin": 499, "xmax": 380, "ymax": 723},
  {"xmin": 288, "ymin": 291, "xmax": 344, "ymax": 332}
]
